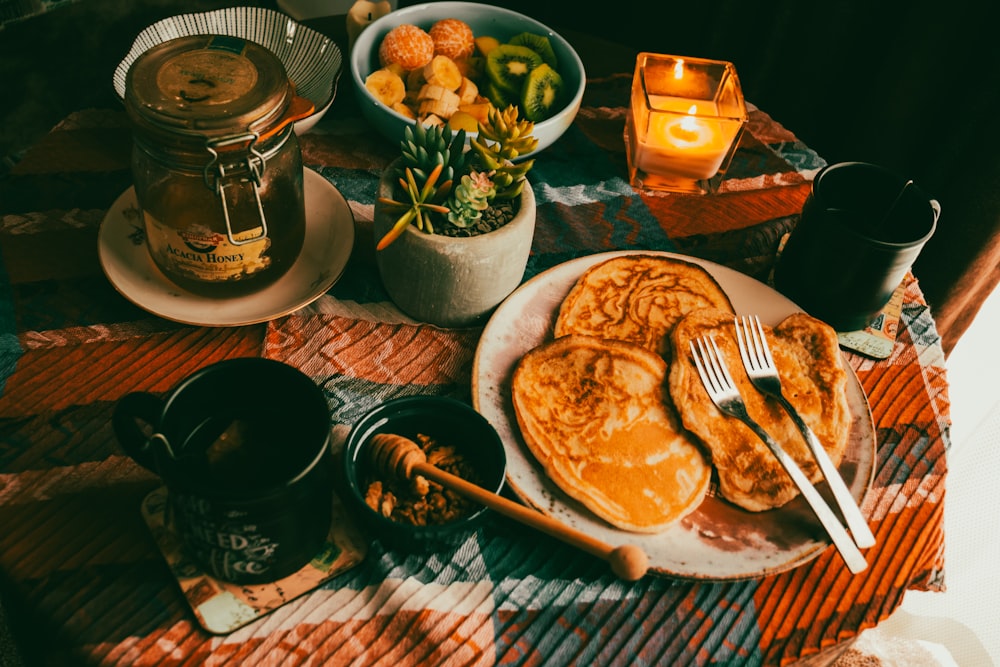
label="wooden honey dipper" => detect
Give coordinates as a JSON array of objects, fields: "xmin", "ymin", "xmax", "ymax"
[{"xmin": 368, "ymin": 433, "xmax": 649, "ymax": 581}]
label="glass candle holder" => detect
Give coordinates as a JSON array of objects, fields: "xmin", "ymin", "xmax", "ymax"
[{"xmin": 625, "ymin": 53, "xmax": 748, "ymax": 195}]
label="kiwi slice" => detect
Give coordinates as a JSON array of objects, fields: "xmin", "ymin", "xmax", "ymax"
[
  {"xmin": 508, "ymin": 32, "xmax": 558, "ymax": 68},
  {"xmin": 484, "ymin": 80, "xmax": 516, "ymax": 111},
  {"xmin": 486, "ymin": 44, "xmax": 543, "ymax": 95},
  {"xmin": 521, "ymin": 63, "xmax": 565, "ymax": 122}
]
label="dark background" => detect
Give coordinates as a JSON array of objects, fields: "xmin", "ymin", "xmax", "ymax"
[
  {"xmin": 485, "ymin": 0, "xmax": 999, "ymax": 353},
  {"xmin": 1, "ymin": 0, "xmax": 997, "ymax": 351}
]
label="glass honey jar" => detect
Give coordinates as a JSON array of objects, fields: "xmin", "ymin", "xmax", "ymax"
[{"xmin": 124, "ymin": 35, "xmax": 314, "ymax": 298}]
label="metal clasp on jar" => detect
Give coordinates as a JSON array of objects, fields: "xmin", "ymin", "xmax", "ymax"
[{"xmin": 202, "ymin": 132, "xmax": 269, "ymax": 246}]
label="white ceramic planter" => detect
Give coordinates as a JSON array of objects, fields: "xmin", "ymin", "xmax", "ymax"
[{"xmin": 374, "ymin": 161, "xmax": 536, "ymax": 327}]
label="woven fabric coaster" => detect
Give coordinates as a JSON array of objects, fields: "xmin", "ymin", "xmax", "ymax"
[
  {"xmin": 835, "ymin": 281, "xmax": 905, "ymax": 359},
  {"xmin": 141, "ymin": 486, "xmax": 369, "ymax": 634}
]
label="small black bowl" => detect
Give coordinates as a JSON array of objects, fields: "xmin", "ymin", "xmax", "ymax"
[{"xmin": 339, "ymin": 395, "xmax": 507, "ymax": 553}]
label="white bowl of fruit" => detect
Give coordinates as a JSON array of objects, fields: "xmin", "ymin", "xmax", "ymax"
[{"xmin": 350, "ymin": 1, "xmax": 586, "ymax": 157}]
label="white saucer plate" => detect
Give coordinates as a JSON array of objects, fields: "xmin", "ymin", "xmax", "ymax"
[
  {"xmin": 473, "ymin": 250, "xmax": 876, "ymax": 580},
  {"xmin": 98, "ymin": 169, "xmax": 355, "ymax": 327}
]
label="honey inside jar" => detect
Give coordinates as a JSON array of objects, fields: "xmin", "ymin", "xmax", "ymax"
[
  {"xmin": 136, "ymin": 143, "xmax": 305, "ymax": 298},
  {"xmin": 125, "ymin": 35, "xmax": 311, "ymax": 298}
]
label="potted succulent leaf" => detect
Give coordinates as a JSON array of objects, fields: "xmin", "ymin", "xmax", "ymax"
[{"xmin": 373, "ymin": 105, "xmax": 538, "ymax": 327}]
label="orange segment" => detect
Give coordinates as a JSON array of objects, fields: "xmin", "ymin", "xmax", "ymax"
[
  {"xmin": 429, "ymin": 18, "xmax": 475, "ymax": 60},
  {"xmin": 378, "ymin": 24, "xmax": 435, "ymax": 71}
]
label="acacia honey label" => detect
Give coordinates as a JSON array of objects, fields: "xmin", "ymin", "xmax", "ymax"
[{"xmin": 145, "ymin": 213, "xmax": 271, "ymax": 282}]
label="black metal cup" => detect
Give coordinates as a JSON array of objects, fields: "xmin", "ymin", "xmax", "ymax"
[
  {"xmin": 773, "ymin": 162, "xmax": 940, "ymax": 331},
  {"xmin": 113, "ymin": 357, "xmax": 333, "ymax": 584}
]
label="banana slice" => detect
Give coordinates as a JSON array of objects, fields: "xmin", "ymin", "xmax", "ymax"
[
  {"xmin": 418, "ymin": 91, "xmax": 459, "ymax": 119},
  {"xmin": 417, "ymin": 84, "xmax": 453, "ymax": 102},
  {"xmin": 422, "ymin": 55, "xmax": 463, "ymax": 91},
  {"xmin": 406, "ymin": 67, "xmax": 426, "ymax": 91},
  {"xmin": 420, "ymin": 113, "xmax": 446, "ymax": 127},
  {"xmin": 456, "ymin": 77, "xmax": 479, "ymax": 105},
  {"xmin": 365, "ymin": 68, "xmax": 406, "ymax": 107},
  {"xmin": 391, "ymin": 102, "xmax": 417, "ymax": 119},
  {"xmin": 384, "ymin": 62, "xmax": 407, "ymax": 78}
]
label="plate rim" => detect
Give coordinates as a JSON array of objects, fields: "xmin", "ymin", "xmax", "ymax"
[
  {"xmin": 111, "ymin": 6, "xmax": 343, "ymax": 123},
  {"xmin": 472, "ymin": 249, "xmax": 876, "ymax": 580},
  {"xmin": 97, "ymin": 168, "xmax": 355, "ymax": 327}
]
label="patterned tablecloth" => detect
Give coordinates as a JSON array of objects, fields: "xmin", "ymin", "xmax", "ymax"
[{"xmin": 0, "ymin": 71, "xmax": 950, "ymax": 666}]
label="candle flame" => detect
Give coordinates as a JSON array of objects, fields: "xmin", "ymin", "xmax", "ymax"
[
  {"xmin": 679, "ymin": 105, "xmax": 699, "ymax": 131},
  {"xmin": 673, "ymin": 60, "xmax": 684, "ymax": 80}
]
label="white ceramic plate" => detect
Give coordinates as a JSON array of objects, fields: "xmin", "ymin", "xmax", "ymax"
[
  {"xmin": 98, "ymin": 169, "xmax": 355, "ymax": 327},
  {"xmin": 112, "ymin": 6, "xmax": 343, "ymax": 134},
  {"xmin": 472, "ymin": 250, "xmax": 876, "ymax": 580}
]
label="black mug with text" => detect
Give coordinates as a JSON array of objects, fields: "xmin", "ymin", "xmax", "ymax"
[
  {"xmin": 113, "ymin": 357, "xmax": 333, "ymax": 584},
  {"xmin": 773, "ymin": 161, "xmax": 940, "ymax": 332}
]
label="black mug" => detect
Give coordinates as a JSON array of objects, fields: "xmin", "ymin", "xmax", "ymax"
[
  {"xmin": 113, "ymin": 357, "xmax": 333, "ymax": 584},
  {"xmin": 773, "ymin": 162, "xmax": 940, "ymax": 331}
]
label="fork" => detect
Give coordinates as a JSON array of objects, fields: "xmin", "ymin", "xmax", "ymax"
[
  {"xmin": 734, "ymin": 315, "xmax": 876, "ymax": 549},
  {"xmin": 690, "ymin": 335, "xmax": 868, "ymax": 574}
]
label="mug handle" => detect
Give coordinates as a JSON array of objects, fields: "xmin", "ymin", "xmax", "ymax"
[
  {"xmin": 930, "ymin": 199, "xmax": 942, "ymax": 222},
  {"xmin": 112, "ymin": 391, "xmax": 167, "ymax": 472}
]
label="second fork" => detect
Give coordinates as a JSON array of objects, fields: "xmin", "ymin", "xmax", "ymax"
[
  {"xmin": 691, "ymin": 335, "xmax": 868, "ymax": 574},
  {"xmin": 735, "ymin": 315, "xmax": 876, "ymax": 550}
]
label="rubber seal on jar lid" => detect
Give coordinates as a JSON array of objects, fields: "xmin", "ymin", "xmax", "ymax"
[{"xmin": 125, "ymin": 34, "xmax": 296, "ymax": 141}]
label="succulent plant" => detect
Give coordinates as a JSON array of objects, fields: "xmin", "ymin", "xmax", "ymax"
[
  {"xmin": 376, "ymin": 104, "xmax": 536, "ymax": 249},
  {"xmin": 447, "ymin": 170, "xmax": 496, "ymax": 228},
  {"xmin": 398, "ymin": 123, "xmax": 467, "ymax": 191},
  {"xmin": 469, "ymin": 105, "xmax": 538, "ymax": 200},
  {"xmin": 471, "ymin": 104, "xmax": 539, "ymax": 160},
  {"xmin": 376, "ymin": 164, "xmax": 453, "ymax": 250}
]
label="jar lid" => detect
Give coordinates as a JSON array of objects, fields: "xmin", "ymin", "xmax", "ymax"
[{"xmin": 125, "ymin": 35, "xmax": 293, "ymax": 143}]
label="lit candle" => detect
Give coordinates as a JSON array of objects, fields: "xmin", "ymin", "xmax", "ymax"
[
  {"xmin": 635, "ymin": 103, "xmax": 729, "ymax": 180},
  {"xmin": 633, "ymin": 61, "xmax": 731, "ymax": 180},
  {"xmin": 626, "ymin": 53, "xmax": 747, "ymax": 193}
]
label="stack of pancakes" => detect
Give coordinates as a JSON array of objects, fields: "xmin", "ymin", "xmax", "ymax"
[{"xmin": 511, "ymin": 254, "xmax": 851, "ymax": 533}]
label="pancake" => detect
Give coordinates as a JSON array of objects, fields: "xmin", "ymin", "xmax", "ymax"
[
  {"xmin": 668, "ymin": 308, "xmax": 852, "ymax": 512},
  {"xmin": 511, "ymin": 334, "xmax": 712, "ymax": 533},
  {"xmin": 555, "ymin": 254, "xmax": 735, "ymax": 357}
]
